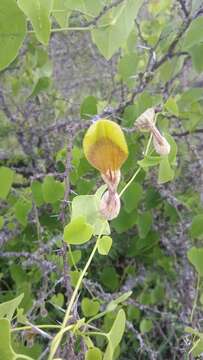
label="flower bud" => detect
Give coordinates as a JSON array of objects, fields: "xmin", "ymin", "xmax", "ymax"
[
  {"xmin": 100, "ymin": 190, "xmax": 120, "ymax": 221},
  {"xmin": 152, "ymin": 133, "xmax": 171, "ymax": 155},
  {"xmin": 135, "ymin": 108, "xmax": 155, "ymax": 132}
]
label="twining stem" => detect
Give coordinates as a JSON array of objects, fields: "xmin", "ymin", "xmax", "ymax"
[
  {"xmin": 15, "ymin": 355, "xmax": 33, "ymax": 360},
  {"xmin": 119, "ymin": 132, "xmax": 153, "ymax": 198},
  {"xmin": 48, "ymin": 226, "xmax": 105, "ymax": 359},
  {"xmin": 28, "ymin": 21, "xmax": 111, "ymax": 35},
  {"xmin": 12, "ymin": 324, "xmax": 62, "ymax": 332},
  {"xmin": 190, "ymin": 273, "xmax": 200, "ymax": 324}
]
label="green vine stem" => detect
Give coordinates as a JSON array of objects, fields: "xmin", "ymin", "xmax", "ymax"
[{"xmin": 48, "ymin": 225, "xmax": 105, "ymax": 359}]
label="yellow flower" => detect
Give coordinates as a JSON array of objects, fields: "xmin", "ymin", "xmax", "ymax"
[{"xmin": 83, "ymin": 119, "xmax": 128, "ymax": 174}]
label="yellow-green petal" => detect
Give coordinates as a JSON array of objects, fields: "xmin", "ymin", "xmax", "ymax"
[{"xmin": 83, "ymin": 119, "xmax": 128, "ymax": 173}]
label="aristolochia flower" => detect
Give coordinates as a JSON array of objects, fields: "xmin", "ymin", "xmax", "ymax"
[
  {"xmin": 83, "ymin": 119, "xmax": 128, "ymax": 174},
  {"xmin": 83, "ymin": 119, "xmax": 128, "ymax": 220}
]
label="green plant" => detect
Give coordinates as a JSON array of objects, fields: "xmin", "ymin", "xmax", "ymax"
[{"xmin": 1, "ymin": 0, "xmax": 203, "ymax": 359}]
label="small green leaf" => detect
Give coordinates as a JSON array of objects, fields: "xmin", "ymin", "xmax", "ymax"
[
  {"xmin": 0, "ymin": 293, "xmax": 24, "ymax": 321},
  {"xmin": 107, "ymin": 291, "xmax": 132, "ymax": 312},
  {"xmin": 31, "ymin": 180, "xmax": 44, "ymax": 206},
  {"xmin": 17, "ymin": 0, "xmax": 53, "ymax": 45},
  {"xmin": 164, "ymin": 97, "xmax": 179, "ymax": 116},
  {"xmin": 187, "ymin": 247, "xmax": 203, "ymax": 276},
  {"xmin": 190, "ymin": 214, "xmax": 203, "ymax": 238},
  {"xmin": 67, "ymin": 250, "xmax": 82, "ymax": 267},
  {"xmin": 0, "ymin": 216, "xmax": 4, "ymax": 230},
  {"xmin": 91, "ymin": 0, "xmax": 144, "ymax": 60},
  {"xmin": 50, "ymin": 293, "xmax": 64, "ymax": 308},
  {"xmin": 100, "ymin": 267, "xmax": 119, "ymax": 291},
  {"xmin": 138, "ymin": 156, "xmax": 161, "ymax": 169},
  {"xmin": 158, "ymin": 156, "xmax": 174, "ymax": 184},
  {"xmin": 165, "ymin": 133, "xmax": 177, "ymax": 165},
  {"xmin": 85, "ymin": 348, "xmax": 102, "ymax": 360},
  {"xmin": 189, "ymin": 43, "xmax": 203, "ymax": 73},
  {"xmin": 183, "ymin": 17, "xmax": 203, "ymax": 49},
  {"xmin": 104, "ymin": 309, "xmax": 126, "ymax": 360},
  {"xmin": 137, "ymin": 211, "xmax": 152, "ymax": 239},
  {"xmin": 70, "ymin": 270, "xmax": 82, "ymax": 288},
  {"xmin": 42, "ymin": 175, "xmax": 64, "ymax": 203},
  {"xmin": 30, "ymin": 76, "xmax": 51, "ymax": 97},
  {"xmin": 112, "ymin": 208, "xmax": 137, "ymax": 234},
  {"xmin": 71, "ymin": 191, "xmax": 110, "ymax": 235},
  {"xmin": 0, "ymin": 167, "xmax": 14, "ymax": 200},
  {"xmin": 123, "ymin": 182, "xmax": 143, "ymax": 213},
  {"xmin": 118, "ymin": 53, "xmax": 138, "ymax": 86},
  {"xmin": 64, "ymin": 216, "xmax": 93, "ymax": 245},
  {"xmin": 192, "ymin": 339, "xmax": 203, "ymax": 357},
  {"xmin": 98, "ymin": 236, "xmax": 112, "ymax": 255},
  {"xmin": 15, "ymin": 198, "xmax": 32, "ymax": 226},
  {"xmin": 81, "ymin": 298, "xmax": 100, "ymax": 317},
  {"xmin": 140, "ymin": 319, "xmax": 153, "ymax": 333},
  {"xmin": 53, "ymin": 0, "xmax": 71, "ymax": 27},
  {"xmin": 80, "ymin": 96, "xmax": 98, "ymax": 119},
  {"xmin": 0, "ymin": 0, "xmax": 26, "ymax": 71}
]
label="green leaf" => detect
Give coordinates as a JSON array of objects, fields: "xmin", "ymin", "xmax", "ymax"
[
  {"xmin": 42, "ymin": 175, "xmax": 64, "ymax": 203},
  {"xmin": 100, "ymin": 267, "xmax": 119, "ymax": 291},
  {"xmin": 98, "ymin": 236, "xmax": 112, "ymax": 255},
  {"xmin": 30, "ymin": 76, "xmax": 51, "ymax": 97},
  {"xmin": 0, "ymin": 293, "xmax": 24, "ymax": 321},
  {"xmin": 187, "ymin": 247, "xmax": 203, "ymax": 276},
  {"xmin": 138, "ymin": 156, "xmax": 161, "ymax": 169},
  {"xmin": 127, "ymin": 305, "xmax": 140, "ymax": 321},
  {"xmin": 50, "ymin": 293, "xmax": 64, "ymax": 308},
  {"xmin": 122, "ymin": 182, "xmax": 143, "ymax": 213},
  {"xmin": 0, "ymin": 318, "xmax": 15, "ymax": 360},
  {"xmin": 118, "ymin": 53, "xmax": 139, "ymax": 86},
  {"xmin": 103, "ymin": 309, "xmax": 126, "ymax": 360},
  {"xmin": 107, "ymin": 291, "xmax": 132, "ymax": 312},
  {"xmin": 80, "ymin": 96, "xmax": 98, "ymax": 119},
  {"xmin": 137, "ymin": 211, "xmax": 152, "ymax": 238},
  {"xmin": 0, "ymin": 0, "xmax": 26, "ymax": 71},
  {"xmin": 190, "ymin": 214, "xmax": 203, "ymax": 238},
  {"xmin": 189, "ymin": 43, "xmax": 203, "ymax": 73},
  {"xmin": 67, "ymin": 250, "xmax": 82, "ymax": 267},
  {"xmin": 0, "ymin": 167, "xmax": 14, "ymax": 199},
  {"xmin": 192, "ymin": 339, "xmax": 203, "ymax": 357},
  {"xmin": 158, "ymin": 156, "xmax": 174, "ymax": 184},
  {"xmin": 53, "ymin": 0, "xmax": 71, "ymax": 27},
  {"xmin": 70, "ymin": 270, "xmax": 82, "ymax": 288},
  {"xmin": 17, "ymin": 0, "xmax": 53, "ymax": 45},
  {"xmin": 164, "ymin": 97, "xmax": 179, "ymax": 116},
  {"xmin": 164, "ymin": 133, "xmax": 177, "ymax": 165},
  {"xmin": 31, "ymin": 180, "xmax": 44, "ymax": 206},
  {"xmin": 65, "ymin": 0, "xmax": 102, "ymax": 16},
  {"xmin": 71, "ymin": 190, "xmax": 110, "ymax": 235},
  {"xmin": 15, "ymin": 198, "xmax": 32, "ymax": 226},
  {"xmin": 81, "ymin": 298, "xmax": 100, "ymax": 317},
  {"xmin": 140, "ymin": 318, "xmax": 153, "ymax": 333},
  {"xmin": 64, "ymin": 216, "xmax": 93, "ymax": 245},
  {"xmin": 0, "ymin": 216, "xmax": 4, "ymax": 230},
  {"xmin": 112, "ymin": 208, "xmax": 137, "ymax": 234},
  {"xmin": 183, "ymin": 17, "xmax": 203, "ymax": 50},
  {"xmin": 91, "ymin": 0, "xmax": 144, "ymax": 60},
  {"xmin": 85, "ymin": 348, "xmax": 102, "ymax": 360}
]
